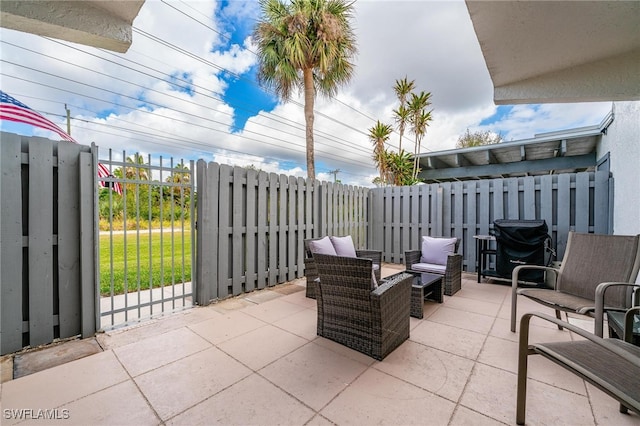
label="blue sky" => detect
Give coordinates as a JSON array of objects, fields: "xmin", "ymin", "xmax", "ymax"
[{"xmin": 0, "ymin": 0, "xmax": 613, "ymax": 186}]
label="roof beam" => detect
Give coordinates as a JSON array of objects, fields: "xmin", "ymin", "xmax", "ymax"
[{"xmin": 418, "ymin": 153, "xmax": 596, "ymax": 181}]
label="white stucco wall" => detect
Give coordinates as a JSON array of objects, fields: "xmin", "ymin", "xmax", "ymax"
[{"xmin": 598, "ymin": 101, "xmax": 640, "ymax": 236}]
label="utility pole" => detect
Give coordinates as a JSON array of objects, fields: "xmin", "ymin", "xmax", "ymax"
[
  {"xmin": 65, "ymin": 104, "xmax": 71, "ymax": 135},
  {"xmin": 328, "ymin": 169, "xmax": 341, "ymax": 183}
]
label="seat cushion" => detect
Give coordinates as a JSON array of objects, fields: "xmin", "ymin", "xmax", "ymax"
[
  {"xmin": 330, "ymin": 235, "xmax": 357, "ymax": 257},
  {"xmin": 308, "ymin": 236, "xmax": 337, "ymax": 255},
  {"xmin": 421, "ymin": 236, "xmax": 456, "ymax": 265},
  {"xmin": 412, "ymin": 262, "xmax": 446, "ymax": 274}
]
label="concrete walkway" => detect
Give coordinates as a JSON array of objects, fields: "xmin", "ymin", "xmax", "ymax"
[{"xmin": 1, "ymin": 267, "xmax": 638, "ymax": 425}]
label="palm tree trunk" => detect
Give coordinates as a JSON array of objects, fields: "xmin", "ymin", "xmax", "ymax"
[{"xmin": 303, "ymin": 68, "xmax": 315, "ymax": 180}]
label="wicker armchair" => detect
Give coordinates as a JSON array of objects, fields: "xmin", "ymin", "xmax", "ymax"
[
  {"xmin": 314, "ymin": 253, "xmax": 412, "ymax": 360},
  {"xmin": 304, "ymin": 237, "xmax": 382, "ymax": 299},
  {"xmin": 405, "ymin": 238, "xmax": 462, "ymax": 296}
]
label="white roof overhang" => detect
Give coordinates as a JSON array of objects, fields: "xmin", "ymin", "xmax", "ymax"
[
  {"xmin": 465, "ymin": 1, "xmax": 640, "ymax": 104},
  {"xmin": 0, "ymin": 1, "xmax": 145, "ymax": 53}
]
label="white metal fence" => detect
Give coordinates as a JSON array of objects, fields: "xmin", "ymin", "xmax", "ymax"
[{"xmin": 97, "ymin": 149, "xmax": 195, "ymax": 329}]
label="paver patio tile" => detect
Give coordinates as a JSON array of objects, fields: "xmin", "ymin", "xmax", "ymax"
[
  {"xmin": 260, "ymin": 341, "xmax": 369, "ymax": 411},
  {"xmin": 217, "ymin": 324, "xmax": 307, "ymax": 370},
  {"xmin": 166, "ymin": 374, "xmax": 314, "ymax": 425},
  {"xmin": 135, "ymin": 347, "xmax": 251, "ymax": 421},
  {"xmin": 188, "ymin": 310, "xmax": 267, "ymax": 345},
  {"xmin": 272, "ymin": 307, "xmax": 318, "ymax": 340},
  {"xmin": 410, "ymin": 320, "xmax": 486, "ymax": 360},
  {"xmin": 374, "ymin": 340, "xmax": 474, "ymax": 402},
  {"xmin": 427, "ymin": 306, "xmax": 496, "ymax": 334},
  {"xmin": 113, "ymin": 327, "xmax": 211, "ymax": 377},
  {"xmin": 1, "ymin": 351, "xmax": 128, "ymax": 424},
  {"xmin": 321, "ymin": 368, "xmax": 456, "ymax": 425},
  {"xmin": 54, "ymin": 380, "xmax": 159, "ymax": 426},
  {"xmin": 460, "ymin": 363, "xmax": 595, "ymax": 425}
]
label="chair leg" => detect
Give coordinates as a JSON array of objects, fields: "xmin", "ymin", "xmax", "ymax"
[{"xmin": 555, "ymin": 310, "xmax": 564, "ymax": 330}]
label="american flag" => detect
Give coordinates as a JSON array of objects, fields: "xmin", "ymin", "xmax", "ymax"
[{"xmin": 0, "ymin": 90, "xmax": 122, "ymax": 195}]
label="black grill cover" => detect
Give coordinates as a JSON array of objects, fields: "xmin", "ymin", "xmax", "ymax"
[{"xmin": 493, "ymin": 219, "xmax": 549, "ymax": 283}]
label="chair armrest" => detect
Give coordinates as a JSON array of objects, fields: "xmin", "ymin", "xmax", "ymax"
[
  {"xmin": 594, "ymin": 282, "xmax": 640, "ymax": 337},
  {"xmin": 371, "ymin": 273, "xmax": 412, "ymax": 320},
  {"xmin": 357, "ymin": 250, "xmax": 382, "ymax": 281},
  {"xmin": 356, "ymin": 250, "xmax": 382, "ymax": 264},
  {"xmin": 404, "ymin": 250, "xmax": 421, "ymax": 270},
  {"xmin": 519, "ymin": 311, "xmax": 640, "ymax": 367}
]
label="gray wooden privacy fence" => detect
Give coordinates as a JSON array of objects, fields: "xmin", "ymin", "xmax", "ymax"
[
  {"xmin": 0, "ymin": 134, "xmax": 97, "ymax": 355},
  {"xmin": 369, "ymin": 171, "xmax": 612, "ymax": 270},
  {"xmin": 195, "ymin": 161, "xmax": 370, "ymax": 305}
]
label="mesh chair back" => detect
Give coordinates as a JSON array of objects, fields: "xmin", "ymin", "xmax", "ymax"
[{"xmin": 558, "ymin": 232, "xmax": 640, "ymax": 308}]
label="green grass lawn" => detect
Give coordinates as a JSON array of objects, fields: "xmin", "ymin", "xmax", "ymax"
[{"xmin": 100, "ymin": 230, "xmax": 192, "ymax": 296}]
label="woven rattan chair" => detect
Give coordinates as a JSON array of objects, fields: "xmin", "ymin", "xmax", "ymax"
[
  {"xmin": 516, "ymin": 312, "xmax": 640, "ymax": 424},
  {"xmin": 314, "ymin": 253, "xmax": 412, "ymax": 360},
  {"xmin": 404, "ymin": 237, "xmax": 462, "ymax": 296},
  {"xmin": 510, "ymin": 232, "xmax": 640, "ymax": 332},
  {"xmin": 304, "ymin": 237, "xmax": 382, "ymax": 299}
]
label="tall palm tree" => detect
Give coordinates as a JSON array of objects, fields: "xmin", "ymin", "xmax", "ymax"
[
  {"xmin": 408, "ymin": 91, "xmax": 433, "ymax": 180},
  {"xmin": 392, "ymin": 77, "xmax": 415, "ymax": 152},
  {"xmin": 368, "ymin": 121, "xmax": 393, "ymax": 185},
  {"xmin": 253, "ymin": 0, "xmax": 357, "ymax": 180}
]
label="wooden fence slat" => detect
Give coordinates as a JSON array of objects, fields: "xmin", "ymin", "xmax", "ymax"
[
  {"xmin": 523, "ymin": 177, "xmax": 536, "ymax": 219},
  {"xmin": 278, "ymin": 174, "xmax": 287, "ymax": 283},
  {"xmin": 28, "ymin": 139, "xmax": 54, "ymax": 346},
  {"xmin": 58, "ymin": 142, "xmax": 82, "ymax": 338},
  {"xmin": 268, "ymin": 173, "xmax": 278, "ymax": 286},
  {"xmin": 556, "ymin": 174, "xmax": 571, "ymax": 256},
  {"xmin": 218, "ymin": 164, "xmax": 231, "ymax": 298},
  {"xmin": 594, "ymin": 170, "xmax": 610, "ymax": 234},
  {"xmin": 288, "ymin": 176, "xmax": 296, "ymax": 281},
  {"xmin": 0, "ymin": 135, "xmax": 24, "ymax": 354},
  {"xmin": 78, "ymin": 150, "xmax": 96, "ymax": 338},
  {"xmin": 257, "ymin": 171, "xmax": 268, "ymax": 289},
  {"xmin": 232, "ymin": 167, "xmax": 244, "ymax": 295},
  {"xmin": 296, "ymin": 177, "xmax": 305, "ymax": 277},
  {"xmin": 246, "ymin": 168, "xmax": 257, "ymax": 292},
  {"xmin": 575, "ymin": 172, "xmax": 590, "ymax": 233}
]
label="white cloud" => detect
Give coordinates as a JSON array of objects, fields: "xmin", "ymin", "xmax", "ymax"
[{"xmin": 0, "ymin": 0, "xmax": 614, "ymax": 188}]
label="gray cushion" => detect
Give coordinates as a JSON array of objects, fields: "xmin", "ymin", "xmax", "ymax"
[
  {"xmin": 330, "ymin": 235, "xmax": 357, "ymax": 257},
  {"xmin": 308, "ymin": 236, "xmax": 337, "ymax": 255},
  {"xmin": 412, "ymin": 262, "xmax": 447, "ymax": 274},
  {"xmin": 421, "ymin": 236, "xmax": 456, "ymax": 265}
]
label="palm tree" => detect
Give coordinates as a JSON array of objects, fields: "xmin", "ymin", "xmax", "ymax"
[
  {"xmin": 407, "ymin": 91, "xmax": 433, "ymax": 180},
  {"xmin": 392, "ymin": 77, "xmax": 415, "ymax": 152},
  {"xmin": 387, "ymin": 150, "xmax": 415, "ymax": 186},
  {"xmin": 368, "ymin": 121, "xmax": 393, "ymax": 185},
  {"xmin": 253, "ymin": 0, "xmax": 357, "ymax": 180}
]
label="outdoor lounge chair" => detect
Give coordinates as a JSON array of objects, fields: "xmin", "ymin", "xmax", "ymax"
[
  {"xmin": 314, "ymin": 253, "xmax": 412, "ymax": 360},
  {"xmin": 510, "ymin": 232, "xmax": 640, "ymax": 332},
  {"xmin": 304, "ymin": 236, "xmax": 382, "ymax": 299},
  {"xmin": 404, "ymin": 236, "xmax": 462, "ymax": 296},
  {"xmin": 516, "ymin": 312, "xmax": 640, "ymax": 424}
]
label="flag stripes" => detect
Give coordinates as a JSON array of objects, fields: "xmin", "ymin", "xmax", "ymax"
[{"xmin": 0, "ymin": 90, "xmax": 122, "ymax": 195}]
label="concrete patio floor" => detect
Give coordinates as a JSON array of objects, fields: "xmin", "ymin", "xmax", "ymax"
[{"xmin": 1, "ymin": 266, "xmax": 639, "ymax": 426}]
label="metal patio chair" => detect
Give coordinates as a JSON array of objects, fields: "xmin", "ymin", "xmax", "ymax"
[
  {"xmin": 516, "ymin": 312, "xmax": 640, "ymax": 424},
  {"xmin": 510, "ymin": 232, "xmax": 640, "ymax": 333}
]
